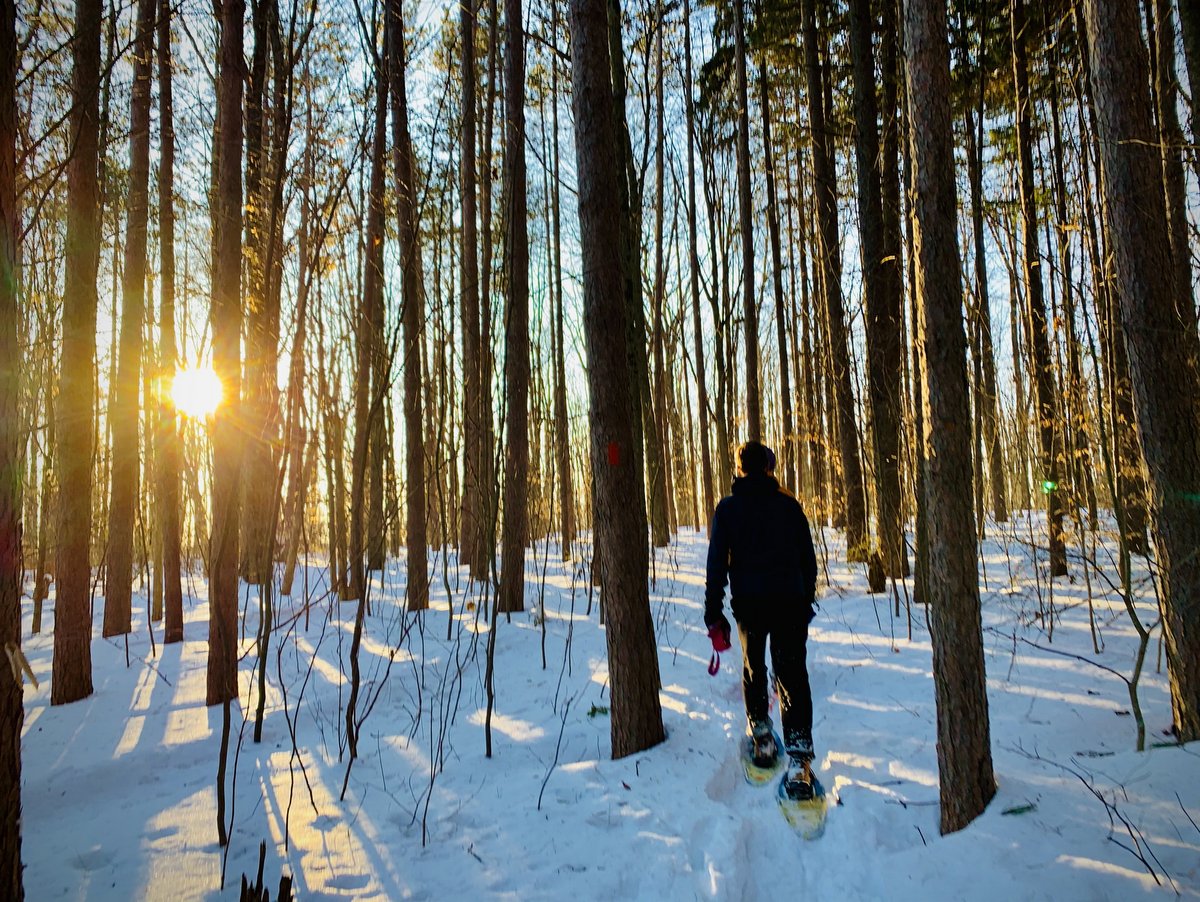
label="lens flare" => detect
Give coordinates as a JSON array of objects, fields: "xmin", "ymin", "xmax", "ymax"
[{"xmin": 171, "ymin": 366, "xmax": 223, "ymax": 419}]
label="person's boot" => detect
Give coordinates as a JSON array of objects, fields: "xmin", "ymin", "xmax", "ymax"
[
  {"xmin": 749, "ymin": 718, "xmax": 778, "ymax": 768},
  {"xmin": 783, "ymin": 730, "xmax": 815, "ymax": 799}
]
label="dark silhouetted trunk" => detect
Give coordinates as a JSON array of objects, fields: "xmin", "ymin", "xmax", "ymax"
[{"xmin": 566, "ymin": 0, "xmax": 665, "ymax": 758}]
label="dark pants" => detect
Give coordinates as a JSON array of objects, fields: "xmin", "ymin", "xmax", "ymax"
[{"xmin": 736, "ymin": 603, "xmax": 812, "ymax": 749}]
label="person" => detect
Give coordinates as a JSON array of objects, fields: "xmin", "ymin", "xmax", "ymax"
[{"xmin": 704, "ymin": 440, "xmax": 819, "ymax": 796}]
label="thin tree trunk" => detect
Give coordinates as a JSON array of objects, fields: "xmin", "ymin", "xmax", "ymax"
[
  {"xmin": 207, "ymin": 0, "xmax": 246, "ymax": 706},
  {"xmin": 733, "ymin": 0, "xmax": 761, "ymax": 440},
  {"xmin": 498, "ymin": 0, "xmax": 531, "ymax": 613},
  {"xmin": 1012, "ymin": 0, "xmax": 1067, "ymax": 576},
  {"xmin": 803, "ymin": 0, "xmax": 867, "ymax": 558},
  {"xmin": 157, "ymin": 0, "xmax": 183, "ymax": 644},
  {"xmin": 103, "ymin": 0, "xmax": 155, "ymax": 638},
  {"xmin": 849, "ymin": 0, "xmax": 904, "ymax": 576},
  {"xmin": 389, "ymin": 0, "xmax": 429, "ymax": 610},
  {"xmin": 459, "ymin": 0, "xmax": 483, "ymax": 573},
  {"xmin": 905, "ymin": 0, "xmax": 996, "ymax": 833}
]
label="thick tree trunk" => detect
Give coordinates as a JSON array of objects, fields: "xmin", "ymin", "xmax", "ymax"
[
  {"xmin": 802, "ymin": 0, "xmax": 868, "ymax": 559},
  {"xmin": 52, "ymin": 0, "xmax": 103, "ymax": 706},
  {"xmin": 207, "ymin": 0, "xmax": 245, "ymax": 707},
  {"xmin": 1012, "ymin": 0, "xmax": 1067, "ymax": 577},
  {"xmin": 1083, "ymin": 0, "xmax": 1200, "ymax": 742},
  {"xmin": 566, "ymin": 0, "xmax": 665, "ymax": 759},
  {"xmin": 103, "ymin": 0, "xmax": 155, "ymax": 638},
  {"xmin": 848, "ymin": 0, "xmax": 904, "ymax": 576},
  {"xmin": 904, "ymin": 0, "xmax": 997, "ymax": 834},
  {"xmin": 498, "ymin": 0, "xmax": 530, "ymax": 614},
  {"xmin": 0, "ymin": 0, "xmax": 24, "ymax": 889},
  {"xmin": 388, "ymin": 0, "xmax": 429, "ymax": 610}
]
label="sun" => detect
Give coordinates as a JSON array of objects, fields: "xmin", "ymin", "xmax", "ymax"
[{"xmin": 171, "ymin": 365, "xmax": 223, "ymax": 419}]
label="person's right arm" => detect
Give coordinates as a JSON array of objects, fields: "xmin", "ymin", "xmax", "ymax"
[{"xmin": 704, "ymin": 500, "xmax": 732, "ymax": 628}]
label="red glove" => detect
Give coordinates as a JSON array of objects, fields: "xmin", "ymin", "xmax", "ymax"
[{"xmin": 707, "ymin": 619, "xmax": 732, "ymax": 675}]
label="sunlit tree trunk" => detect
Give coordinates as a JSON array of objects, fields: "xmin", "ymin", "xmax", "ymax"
[
  {"xmin": 1083, "ymin": 0, "xmax": 1200, "ymax": 742},
  {"xmin": 103, "ymin": 0, "xmax": 156, "ymax": 637},
  {"xmin": 0, "ymin": 0, "xmax": 24, "ymax": 889},
  {"xmin": 905, "ymin": 0, "xmax": 996, "ymax": 834},
  {"xmin": 802, "ymin": 0, "xmax": 867, "ymax": 558}
]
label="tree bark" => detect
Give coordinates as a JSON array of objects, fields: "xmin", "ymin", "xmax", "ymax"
[
  {"xmin": 103, "ymin": 0, "xmax": 156, "ymax": 638},
  {"xmin": 733, "ymin": 0, "xmax": 761, "ymax": 440},
  {"xmin": 389, "ymin": 0, "xmax": 429, "ymax": 610},
  {"xmin": 682, "ymin": 0, "xmax": 713, "ymax": 524},
  {"xmin": 207, "ymin": 0, "xmax": 246, "ymax": 706},
  {"xmin": 52, "ymin": 0, "xmax": 103, "ymax": 706},
  {"xmin": 157, "ymin": 0, "xmax": 183, "ymax": 643},
  {"xmin": 566, "ymin": 0, "xmax": 665, "ymax": 759},
  {"xmin": 349, "ymin": 32, "xmax": 389, "ymax": 603},
  {"xmin": 0, "ymin": 0, "xmax": 24, "ymax": 888},
  {"xmin": 498, "ymin": 0, "xmax": 531, "ymax": 613},
  {"xmin": 1011, "ymin": 0, "xmax": 1067, "ymax": 577},
  {"xmin": 1083, "ymin": 0, "xmax": 1200, "ymax": 742},
  {"xmin": 459, "ymin": 0, "xmax": 483, "ymax": 573},
  {"xmin": 848, "ymin": 0, "xmax": 905, "ymax": 576},
  {"xmin": 904, "ymin": 0, "xmax": 997, "ymax": 834},
  {"xmin": 802, "ymin": 0, "xmax": 867, "ymax": 558}
]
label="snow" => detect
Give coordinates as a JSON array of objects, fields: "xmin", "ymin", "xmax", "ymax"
[{"xmin": 18, "ymin": 519, "xmax": 1200, "ymax": 900}]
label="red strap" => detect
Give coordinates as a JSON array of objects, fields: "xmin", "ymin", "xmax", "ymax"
[{"xmin": 708, "ymin": 652, "xmax": 720, "ymax": 676}]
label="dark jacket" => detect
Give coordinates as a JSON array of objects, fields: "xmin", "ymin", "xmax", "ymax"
[{"xmin": 704, "ymin": 473, "xmax": 818, "ymax": 627}]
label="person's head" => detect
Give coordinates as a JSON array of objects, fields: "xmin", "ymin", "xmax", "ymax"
[{"xmin": 737, "ymin": 441, "xmax": 771, "ymax": 477}]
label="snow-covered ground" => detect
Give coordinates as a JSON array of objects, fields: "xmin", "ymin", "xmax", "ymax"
[{"xmin": 18, "ymin": 517, "xmax": 1200, "ymax": 900}]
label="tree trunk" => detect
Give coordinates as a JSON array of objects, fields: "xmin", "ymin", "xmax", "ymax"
[
  {"xmin": 349, "ymin": 34, "xmax": 388, "ymax": 603},
  {"xmin": 459, "ymin": 0, "xmax": 483, "ymax": 574},
  {"xmin": 904, "ymin": 0, "xmax": 997, "ymax": 834},
  {"xmin": 849, "ymin": 0, "xmax": 904, "ymax": 576},
  {"xmin": 549, "ymin": 0, "xmax": 575, "ymax": 559},
  {"xmin": 102, "ymin": 0, "xmax": 155, "ymax": 638},
  {"xmin": 1083, "ymin": 0, "xmax": 1200, "ymax": 742},
  {"xmin": 52, "ymin": 0, "xmax": 103, "ymax": 706},
  {"xmin": 157, "ymin": 0, "xmax": 183, "ymax": 644},
  {"xmin": 498, "ymin": 0, "xmax": 530, "ymax": 614},
  {"xmin": 207, "ymin": 0, "xmax": 245, "ymax": 707},
  {"xmin": 733, "ymin": 0, "xmax": 761, "ymax": 440},
  {"xmin": 683, "ymin": 0, "xmax": 713, "ymax": 525},
  {"xmin": 802, "ymin": 0, "xmax": 868, "ymax": 559},
  {"xmin": 566, "ymin": 0, "xmax": 665, "ymax": 759},
  {"xmin": 1011, "ymin": 0, "xmax": 1067, "ymax": 577},
  {"xmin": 0, "ymin": 0, "xmax": 24, "ymax": 887},
  {"xmin": 388, "ymin": 0, "xmax": 429, "ymax": 610},
  {"xmin": 760, "ymin": 68, "xmax": 794, "ymax": 493}
]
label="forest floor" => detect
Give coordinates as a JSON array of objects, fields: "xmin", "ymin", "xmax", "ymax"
[{"xmin": 18, "ymin": 514, "xmax": 1200, "ymax": 900}]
